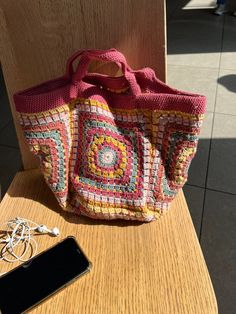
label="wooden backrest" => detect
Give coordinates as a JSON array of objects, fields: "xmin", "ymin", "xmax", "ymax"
[{"xmin": 0, "ymin": 0, "xmax": 166, "ymax": 169}]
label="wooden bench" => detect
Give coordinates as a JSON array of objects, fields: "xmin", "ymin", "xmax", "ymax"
[{"xmin": 0, "ymin": 1, "xmax": 217, "ymax": 313}]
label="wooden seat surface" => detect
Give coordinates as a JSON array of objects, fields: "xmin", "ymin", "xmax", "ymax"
[
  {"xmin": 0, "ymin": 1, "xmax": 217, "ymax": 312},
  {"xmin": 0, "ymin": 170, "xmax": 217, "ymax": 313}
]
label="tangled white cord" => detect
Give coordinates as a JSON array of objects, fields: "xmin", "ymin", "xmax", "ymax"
[{"xmin": 0, "ymin": 217, "xmax": 60, "ymax": 275}]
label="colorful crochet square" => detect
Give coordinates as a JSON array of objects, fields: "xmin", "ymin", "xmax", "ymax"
[{"xmin": 17, "ymin": 98, "xmax": 203, "ymax": 221}]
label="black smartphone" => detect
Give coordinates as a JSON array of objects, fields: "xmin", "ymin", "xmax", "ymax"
[{"xmin": 0, "ymin": 236, "xmax": 91, "ymax": 314}]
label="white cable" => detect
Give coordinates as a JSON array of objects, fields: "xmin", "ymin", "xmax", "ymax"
[{"xmin": 0, "ymin": 217, "xmax": 59, "ymax": 275}]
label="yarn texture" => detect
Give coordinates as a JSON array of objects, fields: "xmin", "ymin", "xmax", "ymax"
[{"xmin": 14, "ymin": 49, "xmax": 205, "ymax": 221}]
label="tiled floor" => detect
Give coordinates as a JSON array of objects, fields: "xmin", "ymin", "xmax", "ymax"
[
  {"xmin": 0, "ymin": 1, "xmax": 235, "ymax": 312},
  {"xmin": 167, "ymin": 1, "xmax": 236, "ymax": 313}
]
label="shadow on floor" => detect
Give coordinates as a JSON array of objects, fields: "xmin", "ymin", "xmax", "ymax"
[
  {"xmin": 218, "ymin": 74, "xmax": 236, "ymax": 92},
  {"xmin": 167, "ymin": 1, "xmax": 236, "ymax": 55}
]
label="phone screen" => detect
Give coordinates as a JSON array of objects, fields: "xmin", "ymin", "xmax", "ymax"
[{"xmin": 0, "ymin": 237, "xmax": 91, "ymax": 314}]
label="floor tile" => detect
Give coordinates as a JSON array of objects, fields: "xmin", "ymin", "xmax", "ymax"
[
  {"xmin": 201, "ymin": 190, "xmax": 236, "ymax": 314},
  {"xmin": 0, "ymin": 146, "xmax": 22, "ymax": 198},
  {"xmin": 183, "ymin": 184, "xmax": 204, "ymax": 238},
  {"xmin": 216, "ymin": 69, "xmax": 236, "ymax": 115},
  {"xmin": 167, "ymin": 10, "xmax": 223, "ymax": 68},
  {"xmin": 166, "ymin": 0, "xmax": 181, "ymax": 19},
  {"xmin": 220, "ymin": 15, "xmax": 236, "ymax": 71},
  {"xmin": 0, "ymin": 120, "xmax": 19, "ymax": 148},
  {"xmin": 187, "ymin": 112, "xmax": 213, "ymax": 187},
  {"xmin": 207, "ymin": 113, "xmax": 236, "ymax": 194},
  {"xmin": 199, "ymin": 112, "xmax": 214, "ymax": 140},
  {"xmin": 167, "ymin": 65, "xmax": 218, "ymax": 112},
  {"xmin": 220, "ymin": 51, "xmax": 236, "ymax": 72}
]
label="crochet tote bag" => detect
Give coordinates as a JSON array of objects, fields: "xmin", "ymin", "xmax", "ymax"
[{"xmin": 14, "ymin": 49, "xmax": 205, "ymax": 221}]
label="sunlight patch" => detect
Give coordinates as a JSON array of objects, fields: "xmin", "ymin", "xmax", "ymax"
[{"xmin": 182, "ymin": 0, "xmax": 216, "ymax": 10}]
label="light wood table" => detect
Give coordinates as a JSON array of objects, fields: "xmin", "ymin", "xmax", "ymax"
[{"xmin": 0, "ymin": 170, "xmax": 218, "ymax": 313}]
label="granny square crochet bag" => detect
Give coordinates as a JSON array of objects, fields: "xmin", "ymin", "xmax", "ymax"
[{"xmin": 14, "ymin": 49, "xmax": 205, "ymax": 221}]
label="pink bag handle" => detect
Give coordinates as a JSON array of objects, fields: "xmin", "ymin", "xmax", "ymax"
[
  {"xmin": 66, "ymin": 49, "xmax": 141, "ymax": 95},
  {"xmin": 66, "ymin": 48, "xmax": 128, "ymax": 76}
]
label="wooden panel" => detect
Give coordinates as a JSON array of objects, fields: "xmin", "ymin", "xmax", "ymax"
[
  {"xmin": 0, "ymin": 170, "xmax": 218, "ymax": 313},
  {"xmin": 0, "ymin": 0, "xmax": 166, "ymax": 169}
]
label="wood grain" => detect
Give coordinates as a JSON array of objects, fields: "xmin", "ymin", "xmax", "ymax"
[
  {"xmin": 0, "ymin": 2, "xmax": 218, "ymax": 312},
  {"xmin": 0, "ymin": 170, "xmax": 218, "ymax": 313},
  {"xmin": 0, "ymin": 0, "xmax": 166, "ymax": 169}
]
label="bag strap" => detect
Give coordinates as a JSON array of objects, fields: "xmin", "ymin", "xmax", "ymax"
[
  {"xmin": 66, "ymin": 49, "xmax": 128, "ymax": 77},
  {"xmin": 65, "ymin": 49, "xmax": 141, "ymax": 96}
]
